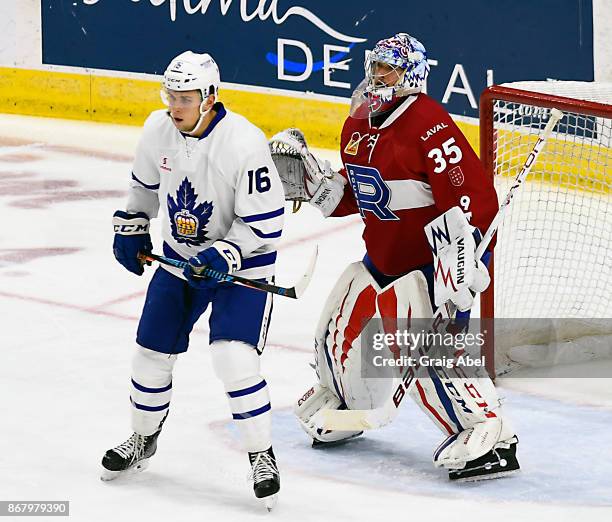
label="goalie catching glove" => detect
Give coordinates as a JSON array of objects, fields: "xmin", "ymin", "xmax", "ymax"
[
  {"xmin": 424, "ymin": 206, "xmax": 490, "ymax": 312},
  {"xmin": 269, "ymin": 128, "xmax": 346, "ymax": 216}
]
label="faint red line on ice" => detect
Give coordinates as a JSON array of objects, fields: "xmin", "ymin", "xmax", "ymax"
[
  {"xmin": 10, "ymin": 190, "xmax": 125, "ymax": 209},
  {"xmin": 92, "ymin": 291, "xmax": 145, "ymax": 310},
  {"xmin": 266, "ymin": 341, "xmax": 310, "ymax": 353},
  {"xmin": 0, "ymin": 137, "xmax": 133, "ymax": 163},
  {"xmin": 0, "ymin": 289, "xmax": 311, "ymax": 353},
  {"xmin": 0, "ymin": 153, "xmax": 42, "ymax": 163},
  {"xmin": 0, "ymin": 290, "xmax": 139, "ymax": 321},
  {"xmin": 278, "ymin": 216, "xmax": 361, "ymax": 251},
  {"xmin": 0, "ymin": 247, "xmax": 82, "ymax": 264}
]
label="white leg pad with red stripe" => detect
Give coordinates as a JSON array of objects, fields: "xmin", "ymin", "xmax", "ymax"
[
  {"xmin": 315, "ymin": 262, "xmax": 393, "ymax": 410},
  {"xmin": 410, "ymin": 374, "xmax": 507, "ymax": 435},
  {"xmin": 411, "ymin": 370, "xmax": 516, "ymax": 469},
  {"xmin": 315, "ymin": 264, "xmax": 434, "ymax": 411}
]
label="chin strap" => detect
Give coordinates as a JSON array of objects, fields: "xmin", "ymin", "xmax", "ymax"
[{"xmin": 186, "ymin": 96, "xmax": 216, "ymax": 136}]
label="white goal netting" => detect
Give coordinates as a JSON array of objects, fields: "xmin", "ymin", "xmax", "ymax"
[{"xmin": 484, "ymin": 81, "xmax": 612, "ymax": 372}]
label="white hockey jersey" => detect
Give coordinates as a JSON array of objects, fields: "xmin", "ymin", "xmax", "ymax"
[{"xmin": 125, "ymin": 104, "xmax": 285, "ymax": 280}]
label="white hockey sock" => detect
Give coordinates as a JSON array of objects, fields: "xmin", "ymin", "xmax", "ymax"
[
  {"xmin": 130, "ymin": 345, "xmax": 177, "ymax": 436},
  {"xmin": 226, "ymin": 376, "xmax": 272, "ymax": 452},
  {"xmin": 211, "ymin": 340, "xmax": 272, "ymax": 452}
]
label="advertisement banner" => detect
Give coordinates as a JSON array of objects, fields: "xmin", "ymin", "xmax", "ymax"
[{"xmin": 41, "ymin": 0, "xmax": 594, "ymax": 118}]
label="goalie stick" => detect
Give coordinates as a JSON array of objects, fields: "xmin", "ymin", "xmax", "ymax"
[
  {"xmin": 315, "ymin": 108, "xmax": 565, "ymax": 431},
  {"xmin": 138, "ymin": 246, "xmax": 318, "ymax": 299}
]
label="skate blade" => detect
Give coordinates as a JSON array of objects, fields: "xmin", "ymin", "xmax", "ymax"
[
  {"xmin": 263, "ymin": 494, "xmax": 278, "ymax": 512},
  {"xmin": 100, "ymin": 458, "xmax": 150, "ymax": 482},
  {"xmin": 452, "ymin": 468, "xmax": 521, "ymax": 483}
]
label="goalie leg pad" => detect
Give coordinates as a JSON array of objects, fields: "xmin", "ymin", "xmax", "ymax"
[
  {"xmin": 433, "ymin": 417, "xmax": 503, "ymax": 469},
  {"xmin": 296, "ymin": 262, "xmax": 386, "ymax": 444},
  {"xmin": 411, "ymin": 369, "xmax": 517, "ymax": 471},
  {"xmin": 313, "ymin": 262, "xmax": 380, "ymax": 402},
  {"xmin": 318, "ymin": 266, "xmax": 437, "ymax": 411},
  {"xmin": 319, "ymin": 262, "xmax": 399, "ymax": 410}
]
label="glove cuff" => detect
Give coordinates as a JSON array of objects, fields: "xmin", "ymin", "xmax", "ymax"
[
  {"xmin": 310, "ymin": 172, "xmax": 346, "ymax": 217},
  {"xmin": 113, "ymin": 210, "xmax": 150, "ymax": 235},
  {"xmin": 211, "ymin": 240, "xmax": 242, "ymax": 273}
]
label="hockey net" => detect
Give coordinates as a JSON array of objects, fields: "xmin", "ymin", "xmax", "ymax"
[{"xmin": 479, "ymin": 81, "xmax": 612, "ymax": 376}]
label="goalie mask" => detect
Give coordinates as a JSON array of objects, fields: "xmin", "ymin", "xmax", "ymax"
[
  {"xmin": 350, "ymin": 33, "xmax": 430, "ymax": 119},
  {"xmin": 161, "ymin": 51, "xmax": 221, "ymax": 134}
]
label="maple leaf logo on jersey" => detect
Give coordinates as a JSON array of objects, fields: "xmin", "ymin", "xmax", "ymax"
[{"xmin": 167, "ymin": 178, "xmax": 213, "ymax": 247}]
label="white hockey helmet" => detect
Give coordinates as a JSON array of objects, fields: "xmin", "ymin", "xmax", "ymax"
[{"xmin": 162, "ymin": 51, "xmax": 220, "ymax": 101}]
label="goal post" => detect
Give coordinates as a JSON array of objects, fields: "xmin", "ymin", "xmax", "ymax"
[{"xmin": 479, "ymin": 82, "xmax": 612, "ymax": 376}]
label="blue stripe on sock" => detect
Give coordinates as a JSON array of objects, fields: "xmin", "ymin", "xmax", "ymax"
[
  {"xmin": 227, "ymin": 379, "xmax": 267, "ymax": 398},
  {"xmin": 131, "ymin": 379, "xmax": 172, "ymax": 394},
  {"xmin": 130, "ymin": 397, "xmax": 170, "ymax": 412},
  {"xmin": 232, "ymin": 403, "xmax": 271, "ymax": 420}
]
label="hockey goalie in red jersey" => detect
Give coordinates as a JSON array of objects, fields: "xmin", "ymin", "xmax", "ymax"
[{"xmin": 270, "ymin": 33, "xmax": 519, "ymax": 482}]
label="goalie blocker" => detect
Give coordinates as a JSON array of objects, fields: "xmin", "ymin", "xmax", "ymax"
[{"xmin": 294, "ymin": 217, "xmax": 519, "ymax": 481}]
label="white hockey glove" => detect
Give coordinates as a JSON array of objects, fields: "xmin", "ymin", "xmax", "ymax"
[
  {"xmin": 424, "ymin": 206, "xmax": 490, "ymax": 312},
  {"xmin": 269, "ymin": 128, "xmax": 346, "ymax": 216}
]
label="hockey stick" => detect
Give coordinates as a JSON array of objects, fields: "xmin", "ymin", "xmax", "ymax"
[
  {"xmin": 138, "ymin": 246, "xmax": 318, "ymax": 299},
  {"xmin": 315, "ymin": 108, "xmax": 565, "ymax": 431}
]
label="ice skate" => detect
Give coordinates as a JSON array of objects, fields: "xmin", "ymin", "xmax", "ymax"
[
  {"xmin": 449, "ymin": 436, "xmax": 520, "ymax": 482},
  {"xmin": 100, "ymin": 430, "xmax": 161, "ymax": 481},
  {"xmin": 248, "ymin": 447, "xmax": 280, "ymax": 511}
]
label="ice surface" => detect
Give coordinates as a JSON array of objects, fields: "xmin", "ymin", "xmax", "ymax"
[{"xmin": 1, "ymin": 114, "xmax": 611, "ymax": 521}]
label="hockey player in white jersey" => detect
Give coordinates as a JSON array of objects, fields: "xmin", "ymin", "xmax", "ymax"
[{"xmin": 102, "ymin": 51, "xmax": 283, "ymax": 506}]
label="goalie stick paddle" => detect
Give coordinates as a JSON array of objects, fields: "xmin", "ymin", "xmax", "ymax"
[
  {"xmin": 315, "ymin": 108, "xmax": 565, "ymax": 432},
  {"xmin": 138, "ymin": 246, "xmax": 318, "ymax": 299}
]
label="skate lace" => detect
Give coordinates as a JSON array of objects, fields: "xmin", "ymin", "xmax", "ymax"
[
  {"xmin": 249, "ymin": 452, "xmax": 278, "ymax": 484},
  {"xmin": 114, "ymin": 433, "xmax": 146, "ymax": 462}
]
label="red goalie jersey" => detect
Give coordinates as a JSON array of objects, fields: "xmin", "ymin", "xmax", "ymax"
[{"xmin": 332, "ymin": 93, "xmax": 499, "ymax": 276}]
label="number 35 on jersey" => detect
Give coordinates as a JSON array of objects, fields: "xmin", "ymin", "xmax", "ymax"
[{"xmin": 427, "ymin": 137, "xmax": 463, "ymax": 174}]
